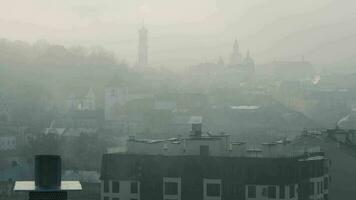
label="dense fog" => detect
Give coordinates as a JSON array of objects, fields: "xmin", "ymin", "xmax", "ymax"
[{"xmin": 1, "ymin": 1, "xmax": 356, "ymax": 200}]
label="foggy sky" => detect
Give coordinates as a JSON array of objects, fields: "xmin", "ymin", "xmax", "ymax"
[{"xmin": 0, "ymin": 0, "xmax": 355, "ymax": 68}]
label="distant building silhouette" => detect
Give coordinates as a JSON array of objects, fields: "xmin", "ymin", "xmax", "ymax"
[
  {"xmin": 229, "ymin": 39, "xmax": 243, "ymax": 65},
  {"xmin": 228, "ymin": 39, "xmax": 255, "ymax": 74},
  {"xmin": 137, "ymin": 25, "xmax": 148, "ymax": 67},
  {"xmin": 242, "ymin": 50, "xmax": 255, "ymax": 71},
  {"xmin": 67, "ymin": 88, "xmax": 96, "ymax": 111}
]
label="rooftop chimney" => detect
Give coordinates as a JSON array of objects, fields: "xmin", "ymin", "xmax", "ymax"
[
  {"xmin": 35, "ymin": 155, "xmax": 62, "ymax": 190},
  {"xmin": 189, "ymin": 116, "xmax": 203, "ymax": 138},
  {"xmin": 14, "ymin": 155, "xmax": 82, "ymax": 200}
]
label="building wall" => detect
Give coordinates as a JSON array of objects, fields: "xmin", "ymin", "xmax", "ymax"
[
  {"xmin": 308, "ymin": 176, "xmax": 329, "ymax": 200},
  {"xmin": 101, "ymin": 153, "xmax": 329, "ymax": 200},
  {"xmin": 101, "ymin": 180, "xmax": 140, "ymax": 200},
  {"xmin": 245, "ymin": 184, "xmax": 298, "ymax": 200},
  {"xmin": 100, "ymin": 179, "xmax": 305, "ymax": 200}
]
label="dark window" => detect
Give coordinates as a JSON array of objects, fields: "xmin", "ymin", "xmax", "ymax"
[
  {"xmin": 113, "ymin": 198, "xmax": 119, "ymax": 200},
  {"xmin": 279, "ymin": 185, "xmax": 285, "ymax": 199},
  {"xmin": 321, "ymin": 181, "xmax": 324, "ymax": 193},
  {"xmin": 103, "ymin": 197, "xmax": 109, "ymax": 200},
  {"xmin": 289, "ymin": 185, "xmax": 295, "ymax": 198},
  {"xmin": 103, "ymin": 181, "xmax": 109, "ymax": 193},
  {"xmin": 131, "ymin": 182, "xmax": 138, "ymax": 194},
  {"xmin": 165, "ymin": 182, "xmax": 178, "ymax": 195},
  {"xmin": 206, "ymin": 183, "xmax": 220, "ymax": 197},
  {"xmin": 200, "ymin": 145, "xmax": 210, "ymax": 156},
  {"xmin": 248, "ymin": 185, "xmax": 256, "ymax": 198},
  {"xmin": 324, "ymin": 177, "xmax": 328, "ymax": 190},
  {"xmin": 268, "ymin": 186, "xmax": 276, "ymax": 199},
  {"xmin": 130, "ymin": 199, "xmax": 137, "ymax": 200},
  {"xmin": 112, "ymin": 181, "xmax": 120, "ymax": 193},
  {"xmin": 309, "ymin": 182, "xmax": 314, "ymax": 195}
]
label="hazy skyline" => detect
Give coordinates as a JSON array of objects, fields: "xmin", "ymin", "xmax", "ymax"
[{"xmin": 1, "ymin": 0, "xmax": 355, "ymax": 69}]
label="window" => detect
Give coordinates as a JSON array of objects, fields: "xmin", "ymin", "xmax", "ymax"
[
  {"xmin": 164, "ymin": 177, "xmax": 181, "ymax": 200},
  {"xmin": 103, "ymin": 197, "xmax": 109, "ymax": 200},
  {"xmin": 289, "ymin": 185, "xmax": 295, "ymax": 198},
  {"xmin": 248, "ymin": 185, "xmax": 256, "ymax": 198},
  {"xmin": 268, "ymin": 186, "xmax": 276, "ymax": 199},
  {"xmin": 165, "ymin": 182, "xmax": 178, "ymax": 195},
  {"xmin": 113, "ymin": 198, "xmax": 119, "ymax": 200},
  {"xmin": 206, "ymin": 183, "xmax": 221, "ymax": 197},
  {"xmin": 131, "ymin": 182, "xmax": 138, "ymax": 194},
  {"xmin": 112, "ymin": 181, "xmax": 120, "ymax": 193},
  {"xmin": 317, "ymin": 182, "xmax": 320, "ymax": 194},
  {"xmin": 321, "ymin": 181, "xmax": 324, "ymax": 193},
  {"xmin": 279, "ymin": 185, "xmax": 285, "ymax": 199},
  {"xmin": 103, "ymin": 180, "xmax": 109, "ymax": 193}
]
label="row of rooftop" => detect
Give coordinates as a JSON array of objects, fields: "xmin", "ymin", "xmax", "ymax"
[{"xmin": 121, "ymin": 116, "xmax": 322, "ymax": 158}]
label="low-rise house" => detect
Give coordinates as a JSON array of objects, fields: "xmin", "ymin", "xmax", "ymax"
[{"xmin": 0, "ymin": 135, "xmax": 16, "ymax": 151}]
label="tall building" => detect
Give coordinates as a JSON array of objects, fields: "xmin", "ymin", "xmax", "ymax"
[
  {"xmin": 100, "ymin": 121, "xmax": 330, "ymax": 200},
  {"xmin": 137, "ymin": 25, "xmax": 148, "ymax": 67},
  {"xmin": 229, "ymin": 39, "xmax": 243, "ymax": 65}
]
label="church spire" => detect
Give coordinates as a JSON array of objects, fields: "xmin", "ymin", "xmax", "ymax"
[
  {"xmin": 229, "ymin": 38, "xmax": 242, "ymax": 65},
  {"xmin": 233, "ymin": 38, "xmax": 239, "ymax": 53}
]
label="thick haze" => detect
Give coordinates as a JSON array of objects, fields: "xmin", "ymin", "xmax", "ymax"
[{"xmin": 1, "ymin": 0, "xmax": 355, "ymax": 68}]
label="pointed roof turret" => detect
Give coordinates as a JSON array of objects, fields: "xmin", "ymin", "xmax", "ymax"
[{"xmin": 244, "ymin": 50, "xmax": 255, "ymax": 66}]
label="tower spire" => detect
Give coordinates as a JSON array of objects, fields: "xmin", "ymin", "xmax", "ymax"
[
  {"xmin": 233, "ymin": 38, "xmax": 239, "ymax": 52},
  {"xmin": 137, "ymin": 23, "xmax": 148, "ymax": 67},
  {"xmin": 229, "ymin": 37, "xmax": 242, "ymax": 65}
]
